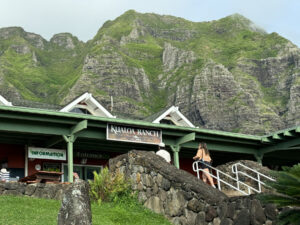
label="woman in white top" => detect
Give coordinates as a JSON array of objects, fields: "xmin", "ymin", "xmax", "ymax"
[{"xmin": 193, "ymin": 142, "xmax": 215, "ymax": 187}]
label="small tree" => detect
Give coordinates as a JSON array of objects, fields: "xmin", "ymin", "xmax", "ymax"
[
  {"xmin": 259, "ymin": 163, "xmax": 300, "ymax": 225},
  {"xmin": 89, "ymin": 167, "xmax": 131, "ymax": 204}
]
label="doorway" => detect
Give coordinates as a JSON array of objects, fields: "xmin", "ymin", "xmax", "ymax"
[{"xmin": 62, "ymin": 164, "xmax": 102, "ymax": 182}]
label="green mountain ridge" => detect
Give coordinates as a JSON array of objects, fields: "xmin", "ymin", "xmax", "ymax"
[{"xmin": 0, "ymin": 10, "xmax": 299, "ymax": 134}]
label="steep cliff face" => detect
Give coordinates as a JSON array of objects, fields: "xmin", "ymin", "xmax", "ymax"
[
  {"xmin": 0, "ymin": 27, "xmax": 85, "ymax": 104},
  {"xmin": 0, "ymin": 11, "xmax": 299, "ymax": 134}
]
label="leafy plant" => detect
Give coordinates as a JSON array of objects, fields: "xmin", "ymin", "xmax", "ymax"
[
  {"xmin": 88, "ymin": 167, "xmax": 131, "ymax": 204},
  {"xmin": 258, "ymin": 163, "xmax": 300, "ymax": 225}
]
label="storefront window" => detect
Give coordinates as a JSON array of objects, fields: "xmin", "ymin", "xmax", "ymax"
[
  {"xmin": 43, "ymin": 163, "xmax": 61, "ymax": 172},
  {"xmin": 62, "ymin": 164, "xmax": 102, "ymax": 182}
]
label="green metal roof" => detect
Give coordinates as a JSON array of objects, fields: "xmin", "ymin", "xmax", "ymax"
[
  {"xmin": 0, "ymin": 105, "xmax": 261, "ymax": 141},
  {"xmin": 0, "ymin": 105, "xmax": 299, "ymax": 166},
  {"xmin": 260, "ymin": 125, "xmax": 300, "ymax": 143}
]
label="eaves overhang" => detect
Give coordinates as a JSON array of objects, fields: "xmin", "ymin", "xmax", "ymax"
[{"xmin": 0, "ymin": 105, "xmax": 261, "ymax": 143}]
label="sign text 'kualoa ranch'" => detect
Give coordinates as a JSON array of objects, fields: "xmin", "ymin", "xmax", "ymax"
[{"xmin": 107, "ymin": 124, "xmax": 161, "ymax": 144}]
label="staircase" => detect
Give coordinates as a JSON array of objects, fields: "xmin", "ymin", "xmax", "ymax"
[{"xmin": 192, "ymin": 161, "xmax": 275, "ymax": 196}]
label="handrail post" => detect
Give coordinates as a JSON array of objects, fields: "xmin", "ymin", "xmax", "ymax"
[
  {"xmin": 195, "ymin": 161, "xmax": 200, "ymax": 179},
  {"xmin": 258, "ymin": 173, "xmax": 261, "ymax": 192},
  {"xmin": 236, "ymin": 166, "xmax": 240, "ymax": 190},
  {"xmin": 216, "ymin": 170, "xmax": 221, "ymax": 190}
]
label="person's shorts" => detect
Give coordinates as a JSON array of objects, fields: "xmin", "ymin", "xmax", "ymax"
[{"xmin": 200, "ymin": 161, "xmax": 211, "ymax": 169}]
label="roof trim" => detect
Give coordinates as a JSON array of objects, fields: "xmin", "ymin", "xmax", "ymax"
[
  {"xmin": 0, "ymin": 105, "xmax": 260, "ymax": 140},
  {"xmin": 152, "ymin": 106, "xmax": 195, "ymax": 128},
  {"xmin": 0, "ymin": 95, "xmax": 12, "ymax": 106},
  {"xmin": 60, "ymin": 92, "xmax": 115, "ymax": 118},
  {"xmin": 260, "ymin": 125, "xmax": 300, "ymax": 143}
]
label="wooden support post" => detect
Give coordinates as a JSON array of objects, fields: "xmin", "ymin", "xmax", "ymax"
[
  {"xmin": 63, "ymin": 135, "xmax": 75, "ymax": 183},
  {"xmin": 254, "ymin": 153, "xmax": 264, "ymax": 165},
  {"xmin": 62, "ymin": 119, "xmax": 88, "ymax": 183},
  {"xmin": 169, "ymin": 133, "xmax": 195, "ymax": 169},
  {"xmin": 170, "ymin": 145, "xmax": 181, "ymax": 169}
]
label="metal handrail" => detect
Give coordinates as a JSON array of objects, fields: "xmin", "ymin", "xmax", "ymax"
[
  {"xmin": 232, "ymin": 162, "xmax": 275, "ymax": 193},
  {"xmin": 192, "ymin": 161, "xmax": 261, "ymax": 195}
]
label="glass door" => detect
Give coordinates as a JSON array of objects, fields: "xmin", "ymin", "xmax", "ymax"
[
  {"xmin": 63, "ymin": 165, "xmax": 83, "ymax": 182},
  {"xmin": 85, "ymin": 166, "xmax": 102, "ymax": 180}
]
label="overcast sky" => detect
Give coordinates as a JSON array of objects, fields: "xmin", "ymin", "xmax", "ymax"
[{"xmin": 0, "ymin": 0, "xmax": 299, "ymax": 47}]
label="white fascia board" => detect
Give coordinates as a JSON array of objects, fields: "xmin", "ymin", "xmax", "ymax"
[
  {"xmin": 89, "ymin": 97, "xmax": 115, "ymax": 118},
  {"xmin": 59, "ymin": 92, "xmax": 89, "ymax": 112},
  {"xmin": 174, "ymin": 108, "xmax": 195, "ymax": 128},
  {"xmin": 59, "ymin": 92, "xmax": 115, "ymax": 118},
  {"xmin": 0, "ymin": 95, "xmax": 13, "ymax": 106},
  {"xmin": 152, "ymin": 106, "xmax": 177, "ymax": 123}
]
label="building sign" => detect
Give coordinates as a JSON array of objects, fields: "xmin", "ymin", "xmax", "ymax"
[
  {"xmin": 28, "ymin": 147, "xmax": 66, "ymax": 161},
  {"xmin": 75, "ymin": 151, "xmax": 109, "ymax": 160},
  {"xmin": 107, "ymin": 123, "xmax": 162, "ymax": 144}
]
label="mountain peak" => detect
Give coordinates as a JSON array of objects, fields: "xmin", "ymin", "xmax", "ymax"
[
  {"xmin": 223, "ymin": 13, "xmax": 266, "ymax": 33},
  {"xmin": 0, "ymin": 27, "xmax": 25, "ymax": 39},
  {"xmin": 50, "ymin": 33, "xmax": 82, "ymax": 49}
]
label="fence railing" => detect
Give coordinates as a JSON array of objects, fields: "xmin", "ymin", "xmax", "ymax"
[
  {"xmin": 192, "ymin": 160, "xmax": 275, "ymax": 195},
  {"xmin": 231, "ymin": 162, "xmax": 275, "ymax": 193}
]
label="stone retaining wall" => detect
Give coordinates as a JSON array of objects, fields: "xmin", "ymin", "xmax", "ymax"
[
  {"xmin": 109, "ymin": 150, "xmax": 280, "ymax": 225},
  {"xmin": 0, "ymin": 181, "xmax": 69, "ymax": 200}
]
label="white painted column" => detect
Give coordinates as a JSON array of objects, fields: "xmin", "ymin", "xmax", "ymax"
[{"xmin": 25, "ymin": 145, "xmax": 28, "ymax": 176}]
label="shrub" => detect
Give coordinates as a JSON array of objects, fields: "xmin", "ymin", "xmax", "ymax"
[
  {"xmin": 258, "ymin": 163, "xmax": 300, "ymax": 225},
  {"xmin": 89, "ymin": 167, "xmax": 131, "ymax": 204}
]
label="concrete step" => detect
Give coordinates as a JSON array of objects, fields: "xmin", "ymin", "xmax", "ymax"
[{"xmin": 221, "ymin": 189, "xmax": 249, "ymax": 197}]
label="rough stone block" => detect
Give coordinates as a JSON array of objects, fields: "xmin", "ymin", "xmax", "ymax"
[
  {"xmin": 218, "ymin": 202, "xmax": 228, "ymax": 219},
  {"xmin": 195, "ymin": 211, "xmax": 206, "ymax": 225},
  {"xmin": 25, "ymin": 184, "xmax": 37, "ymax": 196},
  {"xmin": 31, "ymin": 187, "xmax": 44, "ymax": 198},
  {"xmin": 265, "ymin": 219, "xmax": 273, "ymax": 225},
  {"xmin": 264, "ymin": 203, "xmax": 277, "ymax": 220},
  {"xmin": 54, "ymin": 188, "xmax": 65, "ymax": 200},
  {"xmin": 158, "ymin": 189, "xmax": 167, "ymax": 202},
  {"xmin": 138, "ymin": 191, "xmax": 147, "ymax": 204},
  {"xmin": 165, "ymin": 188, "xmax": 185, "ymax": 217},
  {"xmin": 0, "ymin": 183, "xmax": 4, "ymax": 194},
  {"xmin": 187, "ymin": 198, "xmax": 205, "ymax": 212},
  {"xmin": 156, "ymin": 173, "xmax": 163, "ymax": 186},
  {"xmin": 3, "ymin": 190, "xmax": 22, "ymax": 196},
  {"xmin": 213, "ymin": 217, "xmax": 221, "ymax": 225},
  {"xmin": 57, "ymin": 180, "xmax": 92, "ymax": 225},
  {"xmin": 233, "ymin": 208, "xmax": 250, "ymax": 225},
  {"xmin": 181, "ymin": 190, "xmax": 193, "ymax": 201},
  {"xmin": 250, "ymin": 199, "xmax": 266, "ymax": 225},
  {"xmin": 206, "ymin": 206, "xmax": 217, "ymax": 222},
  {"xmin": 152, "ymin": 183, "xmax": 159, "ymax": 194},
  {"xmin": 144, "ymin": 196, "xmax": 164, "ymax": 214},
  {"xmin": 226, "ymin": 203, "xmax": 235, "ymax": 219},
  {"xmin": 161, "ymin": 178, "xmax": 171, "ymax": 191},
  {"xmin": 146, "ymin": 188, "xmax": 152, "ymax": 198},
  {"xmin": 184, "ymin": 209, "xmax": 197, "ymax": 225},
  {"xmin": 220, "ymin": 218, "xmax": 233, "ymax": 225},
  {"xmin": 4, "ymin": 181, "xmax": 20, "ymax": 190}
]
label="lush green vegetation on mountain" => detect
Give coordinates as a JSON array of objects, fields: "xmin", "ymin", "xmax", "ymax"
[{"xmin": 0, "ymin": 10, "xmax": 298, "ymax": 134}]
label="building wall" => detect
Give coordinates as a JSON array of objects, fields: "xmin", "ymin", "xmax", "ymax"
[
  {"xmin": 0, "ymin": 142, "xmax": 199, "ymax": 180},
  {"xmin": 0, "ymin": 144, "xmax": 25, "ymax": 178}
]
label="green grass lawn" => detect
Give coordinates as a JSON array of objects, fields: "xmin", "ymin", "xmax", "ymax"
[{"xmin": 0, "ymin": 195, "xmax": 171, "ymax": 225}]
